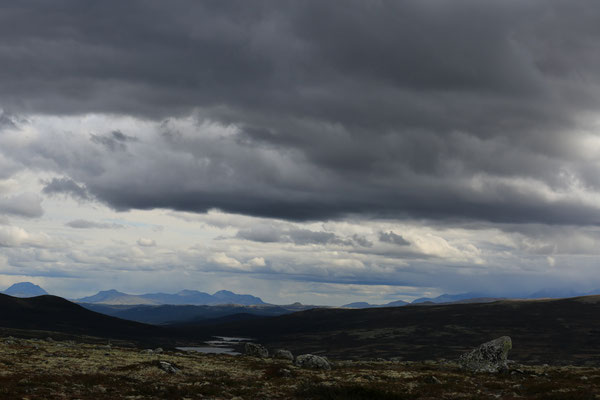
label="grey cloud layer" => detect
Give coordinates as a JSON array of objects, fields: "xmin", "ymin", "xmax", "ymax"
[
  {"xmin": 65, "ymin": 219, "xmax": 123, "ymax": 229},
  {"xmin": 379, "ymin": 232, "xmax": 410, "ymax": 246},
  {"xmin": 2, "ymin": 1, "xmax": 600, "ymax": 224},
  {"xmin": 42, "ymin": 178, "xmax": 91, "ymax": 201},
  {"xmin": 235, "ymin": 224, "xmax": 370, "ymax": 247},
  {"xmin": 0, "ymin": 193, "xmax": 43, "ymax": 218},
  {"xmin": 90, "ymin": 131, "xmax": 138, "ymax": 152}
]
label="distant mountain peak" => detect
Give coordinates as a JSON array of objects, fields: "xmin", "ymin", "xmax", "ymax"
[
  {"xmin": 99, "ymin": 289, "xmax": 124, "ymax": 294},
  {"xmin": 412, "ymin": 292, "xmax": 489, "ymax": 304},
  {"xmin": 76, "ymin": 289, "xmax": 157, "ymax": 305},
  {"xmin": 343, "ymin": 302, "xmax": 373, "ymax": 308},
  {"xmin": 77, "ymin": 288, "xmax": 265, "ymax": 306},
  {"xmin": 213, "ymin": 290, "xmax": 235, "ymax": 295},
  {"xmin": 342, "ymin": 299, "xmax": 409, "ymax": 309},
  {"xmin": 177, "ymin": 289, "xmax": 205, "ymax": 296},
  {"xmin": 212, "ymin": 290, "xmax": 265, "ymax": 305},
  {"xmin": 2, "ymin": 282, "xmax": 48, "ymax": 298}
]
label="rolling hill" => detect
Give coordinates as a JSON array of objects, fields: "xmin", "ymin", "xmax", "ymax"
[
  {"xmin": 80, "ymin": 303, "xmax": 296, "ymax": 325},
  {"xmin": 0, "ymin": 293, "xmax": 174, "ymax": 345},
  {"xmin": 200, "ymin": 296, "xmax": 600, "ymax": 365},
  {"xmin": 4, "ymin": 292, "xmax": 600, "ymax": 366}
]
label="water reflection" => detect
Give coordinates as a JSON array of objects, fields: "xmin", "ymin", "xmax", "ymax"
[{"xmin": 177, "ymin": 336, "xmax": 253, "ymax": 355}]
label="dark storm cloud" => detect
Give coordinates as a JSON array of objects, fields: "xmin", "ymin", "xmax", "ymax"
[
  {"xmin": 0, "ymin": 111, "xmax": 17, "ymax": 131},
  {"xmin": 65, "ymin": 219, "xmax": 123, "ymax": 229},
  {"xmin": 90, "ymin": 130, "xmax": 138, "ymax": 152},
  {"xmin": 236, "ymin": 226, "xmax": 351, "ymax": 246},
  {"xmin": 379, "ymin": 232, "xmax": 410, "ymax": 246},
  {"xmin": 42, "ymin": 178, "xmax": 91, "ymax": 201},
  {"xmin": 352, "ymin": 235, "xmax": 373, "ymax": 248},
  {"xmin": 3, "ymin": 0, "xmax": 600, "ymax": 224}
]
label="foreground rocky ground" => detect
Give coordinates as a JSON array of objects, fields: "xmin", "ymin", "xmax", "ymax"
[{"xmin": 0, "ymin": 336, "xmax": 598, "ymax": 399}]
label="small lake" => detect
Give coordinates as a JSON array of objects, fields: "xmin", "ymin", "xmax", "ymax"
[{"xmin": 177, "ymin": 336, "xmax": 253, "ymax": 355}]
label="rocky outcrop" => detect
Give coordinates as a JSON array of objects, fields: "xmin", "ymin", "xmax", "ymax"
[
  {"xmin": 295, "ymin": 354, "xmax": 331, "ymax": 370},
  {"xmin": 273, "ymin": 349, "xmax": 294, "ymax": 361},
  {"xmin": 158, "ymin": 361, "xmax": 179, "ymax": 374},
  {"xmin": 458, "ymin": 336, "xmax": 512, "ymax": 373},
  {"xmin": 245, "ymin": 342, "xmax": 269, "ymax": 358}
]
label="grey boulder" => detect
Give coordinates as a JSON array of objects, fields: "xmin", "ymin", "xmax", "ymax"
[
  {"xmin": 158, "ymin": 361, "xmax": 179, "ymax": 374},
  {"xmin": 458, "ymin": 336, "xmax": 512, "ymax": 373},
  {"xmin": 273, "ymin": 349, "xmax": 294, "ymax": 361},
  {"xmin": 294, "ymin": 354, "xmax": 331, "ymax": 370},
  {"xmin": 245, "ymin": 342, "xmax": 269, "ymax": 358}
]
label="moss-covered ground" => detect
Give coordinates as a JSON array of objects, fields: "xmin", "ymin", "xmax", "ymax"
[{"xmin": 0, "ymin": 337, "xmax": 598, "ymax": 399}]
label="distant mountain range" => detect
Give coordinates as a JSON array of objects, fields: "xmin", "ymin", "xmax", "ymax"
[
  {"xmin": 411, "ymin": 292, "xmax": 498, "ymax": 304},
  {"xmin": 76, "ymin": 289, "xmax": 266, "ymax": 306},
  {"xmin": 4, "ymin": 291, "xmax": 600, "ymax": 364},
  {"xmin": 343, "ymin": 289, "xmax": 600, "ymax": 309},
  {"xmin": 342, "ymin": 300, "xmax": 409, "ymax": 308},
  {"xmin": 4, "ymin": 281, "xmax": 600, "ymax": 308},
  {"xmin": 411, "ymin": 289, "xmax": 600, "ymax": 304},
  {"xmin": 80, "ymin": 303, "xmax": 306, "ymax": 325},
  {"xmin": 342, "ymin": 293, "xmax": 502, "ymax": 308},
  {"xmin": 1, "ymin": 282, "xmax": 48, "ymax": 298}
]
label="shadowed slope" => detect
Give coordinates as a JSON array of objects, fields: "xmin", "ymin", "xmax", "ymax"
[
  {"xmin": 81, "ymin": 303, "xmax": 293, "ymax": 325},
  {"xmin": 201, "ymin": 296, "xmax": 600, "ymax": 365},
  {"xmin": 0, "ymin": 294, "xmax": 170, "ymax": 343}
]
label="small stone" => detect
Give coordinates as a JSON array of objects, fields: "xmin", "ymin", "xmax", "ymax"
[
  {"xmin": 95, "ymin": 385, "xmax": 107, "ymax": 393},
  {"xmin": 424, "ymin": 375, "xmax": 442, "ymax": 384},
  {"xmin": 158, "ymin": 361, "xmax": 179, "ymax": 374}
]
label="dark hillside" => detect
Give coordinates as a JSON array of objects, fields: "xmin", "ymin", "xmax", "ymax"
[
  {"xmin": 200, "ymin": 296, "xmax": 600, "ymax": 365},
  {"xmin": 0, "ymin": 294, "xmax": 172, "ymax": 344},
  {"xmin": 82, "ymin": 303, "xmax": 292, "ymax": 325}
]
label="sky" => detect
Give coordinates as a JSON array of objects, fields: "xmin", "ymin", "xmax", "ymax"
[{"xmin": 1, "ymin": 1, "xmax": 600, "ymax": 305}]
